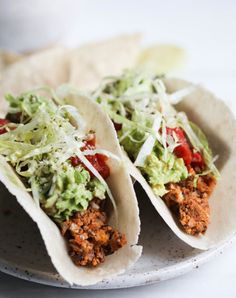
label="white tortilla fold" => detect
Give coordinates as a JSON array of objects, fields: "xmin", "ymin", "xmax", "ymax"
[
  {"xmin": 68, "ymin": 34, "xmax": 141, "ymax": 90},
  {"xmin": 127, "ymin": 78, "xmax": 236, "ymax": 250},
  {"xmin": 0, "ymin": 34, "xmax": 141, "ymax": 118},
  {"xmin": 0, "ymin": 94, "xmax": 142, "ymax": 286},
  {"xmin": 0, "ymin": 46, "xmax": 69, "ymax": 117},
  {"xmin": 0, "ymin": 50, "xmax": 23, "ymax": 78}
]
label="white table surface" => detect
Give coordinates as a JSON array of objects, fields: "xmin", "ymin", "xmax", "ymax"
[{"xmin": 0, "ymin": 0, "xmax": 236, "ymax": 297}]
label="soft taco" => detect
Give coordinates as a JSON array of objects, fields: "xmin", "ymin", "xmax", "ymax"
[
  {"xmin": 91, "ymin": 69, "xmax": 236, "ymax": 249},
  {"xmin": 0, "ymin": 88, "xmax": 141, "ymax": 285}
]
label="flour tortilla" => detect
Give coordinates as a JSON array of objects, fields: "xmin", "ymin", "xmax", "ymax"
[
  {"xmin": 127, "ymin": 78, "xmax": 236, "ymax": 250},
  {"xmin": 0, "ymin": 50, "xmax": 23, "ymax": 77},
  {"xmin": 0, "ymin": 35, "xmax": 140, "ymax": 117},
  {"xmin": 0, "ymin": 45, "xmax": 62, "ymax": 76},
  {"xmin": 68, "ymin": 34, "xmax": 141, "ymax": 90},
  {"xmin": 0, "ymin": 92, "xmax": 141, "ymax": 286},
  {"xmin": 0, "ymin": 46, "xmax": 69, "ymax": 117}
]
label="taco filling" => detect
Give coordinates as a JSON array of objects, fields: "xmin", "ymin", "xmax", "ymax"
[
  {"xmin": 93, "ymin": 70, "xmax": 220, "ymax": 236},
  {"xmin": 0, "ymin": 91, "xmax": 126, "ymax": 266}
]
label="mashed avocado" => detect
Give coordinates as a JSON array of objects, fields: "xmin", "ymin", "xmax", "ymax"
[
  {"xmin": 140, "ymin": 144, "xmax": 188, "ymax": 197},
  {"xmin": 121, "ymin": 126, "xmax": 188, "ymax": 197},
  {"xmin": 122, "ymin": 125, "xmax": 189, "ymax": 197},
  {"xmin": 37, "ymin": 163, "xmax": 107, "ymax": 222},
  {"xmin": 119, "ymin": 111, "xmax": 153, "ymax": 161},
  {"xmin": 120, "ymin": 128, "xmax": 146, "ymax": 161}
]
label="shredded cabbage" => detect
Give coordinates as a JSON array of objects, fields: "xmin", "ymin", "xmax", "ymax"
[
  {"xmin": 168, "ymin": 86, "xmax": 196, "ymax": 104},
  {"xmin": 134, "ymin": 113, "xmax": 162, "ymax": 167}
]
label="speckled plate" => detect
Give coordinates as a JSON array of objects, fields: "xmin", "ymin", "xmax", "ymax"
[{"xmin": 0, "ymin": 182, "xmax": 234, "ymax": 289}]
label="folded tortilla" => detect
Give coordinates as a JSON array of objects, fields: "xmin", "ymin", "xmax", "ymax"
[
  {"xmin": 68, "ymin": 34, "xmax": 141, "ymax": 91},
  {"xmin": 0, "ymin": 92, "xmax": 142, "ymax": 286},
  {"xmin": 126, "ymin": 78, "xmax": 236, "ymax": 250}
]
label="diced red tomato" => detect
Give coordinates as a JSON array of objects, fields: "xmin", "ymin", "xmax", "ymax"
[
  {"xmin": 166, "ymin": 127, "xmax": 192, "ymax": 165},
  {"xmin": 86, "ymin": 154, "xmax": 110, "ymax": 179},
  {"xmin": 166, "ymin": 127, "xmax": 186, "ymax": 143},
  {"xmin": 70, "ymin": 135, "xmax": 110, "ymax": 179},
  {"xmin": 70, "ymin": 156, "xmax": 80, "ymax": 167},
  {"xmin": 174, "ymin": 143, "xmax": 192, "ymax": 165},
  {"xmin": 192, "ymin": 151, "xmax": 205, "ymax": 169},
  {"xmin": 84, "ymin": 135, "xmax": 96, "ymax": 147},
  {"xmin": 165, "ymin": 126, "xmax": 205, "ymax": 169},
  {"xmin": 0, "ymin": 119, "xmax": 10, "ymax": 135}
]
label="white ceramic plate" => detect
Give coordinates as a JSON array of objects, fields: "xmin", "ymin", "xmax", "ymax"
[{"xmin": 0, "ymin": 182, "xmax": 234, "ymax": 289}]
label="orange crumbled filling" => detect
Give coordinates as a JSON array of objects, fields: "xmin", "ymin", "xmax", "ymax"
[
  {"xmin": 163, "ymin": 174, "xmax": 216, "ymax": 235},
  {"xmin": 61, "ymin": 200, "xmax": 127, "ymax": 267}
]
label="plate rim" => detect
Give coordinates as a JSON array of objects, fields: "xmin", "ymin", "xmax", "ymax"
[{"xmin": 0, "ymin": 233, "xmax": 235, "ymax": 289}]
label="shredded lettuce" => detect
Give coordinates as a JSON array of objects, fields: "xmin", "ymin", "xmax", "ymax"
[
  {"xmin": 134, "ymin": 113, "xmax": 162, "ymax": 167},
  {"xmin": 141, "ymin": 143, "xmax": 188, "ymax": 196},
  {"xmin": 189, "ymin": 121, "xmax": 220, "ymax": 179},
  {"xmin": 5, "ymin": 92, "xmax": 57, "ymax": 122}
]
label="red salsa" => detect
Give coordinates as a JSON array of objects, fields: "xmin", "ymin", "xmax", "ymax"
[
  {"xmin": 0, "ymin": 119, "xmax": 10, "ymax": 135},
  {"xmin": 70, "ymin": 135, "xmax": 110, "ymax": 179},
  {"xmin": 166, "ymin": 127, "xmax": 205, "ymax": 169}
]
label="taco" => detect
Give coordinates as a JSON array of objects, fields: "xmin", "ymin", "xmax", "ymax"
[
  {"xmin": 0, "ymin": 88, "xmax": 141, "ymax": 285},
  {"xmin": 92, "ymin": 69, "xmax": 236, "ymax": 249}
]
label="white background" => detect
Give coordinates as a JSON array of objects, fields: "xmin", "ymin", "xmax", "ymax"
[{"xmin": 0, "ymin": 0, "xmax": 236, "ymax": 297}]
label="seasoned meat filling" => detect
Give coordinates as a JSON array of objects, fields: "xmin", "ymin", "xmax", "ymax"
[
  {"xmin": 61, "ymin": 200, "xmax": 127, "ymax": 267},
  {"xmin": 163, "ymin": 174, "xmax": 216, "ymax": 235}
]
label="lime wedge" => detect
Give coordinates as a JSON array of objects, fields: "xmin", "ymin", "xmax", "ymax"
[{"xmin": 138, "ymin": 44, "xmax": 186, "ymax": 75}]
